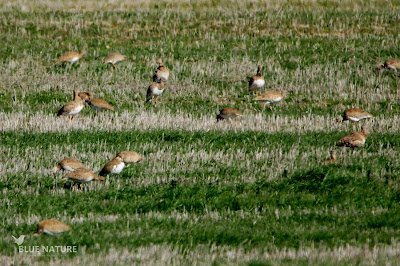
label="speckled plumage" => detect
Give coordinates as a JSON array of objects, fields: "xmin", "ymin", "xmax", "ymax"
[
  {"xmin": 57, "ymin": 90, "xmax": 84, "ymax": 121},
  {"xmin": 62, "ymin": 168, "xmax": 104, "ymax": 183},
  {"xmin": 336, "ymin": 126, "xmax": 368, "ymax": 148},
  {"xmin": 36, "ymin": 219, "xmax": 72, "ymax": 235},
  {"xmin": 153, "ymin": 59, "xmax": 169, "ymax": 82},
  {"xmin": 116, "ymin": 151, "xmax": 143, "ymax": 164},
  {"xmin": 55, "ymin": 49, "xmax": 86, "ymax": 64},
  {"xmin": 249, "ymin": 65, "xmax": 265, "ymax": 93},
  {"xmin": 52, "ymin": 158, "xmax": 86, "ymax": 173},
  {"xmin": 217, "ymin": 107, "xmax": 243, "ymax": 121}
]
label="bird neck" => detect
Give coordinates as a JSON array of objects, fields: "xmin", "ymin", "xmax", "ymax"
[
  {"xmin": 73, "ymin": 91, "xmax": 82, "ymax": 102},
  {"xmin": 362, "ymin": 128, "xmax": 368, "ymax": 137}
]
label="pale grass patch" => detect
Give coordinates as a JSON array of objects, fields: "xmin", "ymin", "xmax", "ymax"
[
  {"xmin": 3, "ymin": 242, "xmax": 400, "ymax": 265},
  {"xmin": 0, "ymin": 0, "xmax": 398, "ymax": 12},
  {"xmin": 0, "ymin": 110, "xmax": 392, "ymax": 133}
]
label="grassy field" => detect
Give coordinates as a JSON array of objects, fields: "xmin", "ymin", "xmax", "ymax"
[{"xmin": 2, "ymin": 0, "xmax": 400, "ymax": 264}]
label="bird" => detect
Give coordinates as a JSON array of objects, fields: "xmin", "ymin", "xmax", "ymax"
[
  {"xmin": 336, "ymin": 126, "xmax": 368, "ymax": 149},
  {"xmin": 78, "ymin": 92, "xmax": 114, "ymax": 112},
  {"xmin": 62, "ymin": 168, "xmax": 104, "ymax": 190},
  {"xmin": 321, "ymin": 150, "xmax": 338, "ymax": 164},
  {"xmin": 153, "ymin": 59, "xmax": 169, "ymax": 83},
  {"xmin": 12, "ymin": 235, "xmax": 25, "ymax": 245},
  {"xmin": 57, "ymin": 89, "xmax": 84, "ymax": 123},
  {"xmin": 104, "ymin": 52, "xmax": 127, "ymax": 71},
  {"xmin": 377, "ymin": 58, "xmax": 400, "ymax": 72},
  {"xmin": 52, "ymin": 158, "xmax": 86, "ymax": 173},
  {"xmin": 342, "ymin": 108, "xmax": 373, "ymax": 130},
  {"xmin": 99, "ymin": 155, "xmax": 125, "ymax": 176},
  {"xmin": 55, "ymin": 49, "xmax": 86, "ymax": 65},
  {"xmin": 255, "ymin": 90, "xmax": 285, "ymax": 110},
  {"xmin": 217, "ymin": 107, "xmax": 243, "ymax": 121},
  {"xmin": 146, "ymin": 79, "xmax": 165, "ymax": 104},
  {"xmin": 116, "ymin": 151, "xmax": 143, "ymax": 164},
  {"xmin": 248, "ymin": 65, "xmax": 265, "ymax": 95},
  {"xmin": 34, "ymin": 219, "xmax": 72, "ymax": 235}
]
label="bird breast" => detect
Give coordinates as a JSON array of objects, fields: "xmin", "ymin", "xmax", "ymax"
[
  {"xmin": 112, "ymin": 162, "xmax": 125, "ymax": 174},
  {"xmin": 69, "ymin": 104, "xmax": 84, "ymax": 115},
  {"xmin": 69, "ymin": 57, "xmax": 80, "ymax": 63},
  {"xmin": 251, "ymin": 79, "xmax": 265, "ymax": 89},
  {"xmin": 347, "ymin": 116, "xmax": 371, "ymax": 122},
  {"xmin": 152, "ymin": 87, "xmax": 164, "ymax": 96}
]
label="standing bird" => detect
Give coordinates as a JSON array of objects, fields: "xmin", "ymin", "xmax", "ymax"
[
  {"xmin": 377, "ymin": 58, "xmax": 400, "ymax": 72},
  {"xmin": 217, "ymin": 107, "xmax": 243, "ymax": 121},
  {"xmin": 116, "ymin": 151, "xmax": 143, "ymax": 164},
  {"xmin": 52, "ymin": 158, "xmax": 86, "ymax": 173},
  {"xmin": 321, "ymin": 150, "xmax": 338, "ymax": 164},
  {"xmin": 153, "ymin": 59, "xmax": 169, "ymax": 83},
  {"xmin": 255, "ymin": 90, "xmax": 285, "ymax": 110},
  {"xmin": 342, "ymin": 108, "xmax": 373, "ymax": 130},
  {"xmin": 62, "ymin": 168, "xmax": 104, "ymax": 190},
  {"xmin": 146, "ymin": 79, "xmax": 165, "ymax": 104},
  {"xmin": 34, "ymin": 219, "xmax": 72, "ymax": 235},
  {"xmin": 57, "ymin": 89, "xmax": 84, "ymax": 123},
  {"xmin": 104, "ymin": 52, "xmax": 126, "ymax": 71},
  {"xmin": 336, "ymin": 126, "xmax": 368, "ymax": 149},
  {"xmin": 248, "ymin": 65, "xmax": 265, "ymax": 95},
  {"xmin": 99, "ymin": 155, "xmax": 125, "ymax": 176},
  {"xmin": 55, "ymin": 49, "xmax": 86, "ymax": 65},
  {"xmin": 78, "ymin": 92, "xmax": 114, "ymax": 112}
]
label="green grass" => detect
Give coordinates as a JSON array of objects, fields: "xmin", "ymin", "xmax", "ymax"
[{"xmin": 2, "ymin": 0, "xmax": 400, "ymax": 264}]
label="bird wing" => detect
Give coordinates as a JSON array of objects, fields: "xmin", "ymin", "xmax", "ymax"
[
  {"xmin": 57, "ymin": 101, "xmax": 80, "ymax": 116},
  {"xmin": 248, "ymin": 76, "xmax": 255, "ymax": 87},
  {"xmin": 146, "ymin": 85, "xmax": 154, "ymax": 102},
  {"xmin": 90, "ymin": 98, "xmax": 114, "ymax": 110}
]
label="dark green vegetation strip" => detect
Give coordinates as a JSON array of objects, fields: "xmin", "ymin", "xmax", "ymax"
[{"xmin": 2, "ymin": 129, "xmax": 400, "ymax": 152}]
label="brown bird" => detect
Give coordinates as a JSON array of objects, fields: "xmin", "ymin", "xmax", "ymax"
[
  {"xmin": 62, "ymin": 168, "xmax": 104, "ymax": 184},
  {"xmin": 153, "ymin": 59, "xmax": 170, "ymax": 83},
  {"xmin": 342, "ymin": 108, "xmax": 373, "ymax": 130},
  {"xmin": 217, "ymin": 107, "xmax": 243, "ymax": 121},
  {"xmin": 52, "ymin": 158, "xmax": 86, "ymax": 173},
  {"xmin": 99, "ymin": 155, "xmax": 125, "ymax": 176},
  {"xmin": 146, "ymin": 79, "xmax": 165, "ymax": 104},
  {"xmin": 321, "ymin": 150, "xmax": 338, "ymax": 164},
  {"xmin": 248, "ymin": 65, "xmax": 265, "ymax": 95},
  {"xmin": 343, "ymin": 108, "xmax": 373, "ymax": 122},
  {"xmin": 55, "ymin": 49, "xmax": 86, "ymax": 65},
  {"xmin": 57, "ymin": 89, "xmax": 84, "ymax": 123},
  {"xmin": 78, "ymin": 92, "xmax": 114, "ymax": 111},
  {"xmin": 255, "ymin": 90, "xmax": 285, "ymax": 110},
  {"xmin": 35, "ymin": 219, "xmax": 72, "ymax": 235},
  {"xmin": 104, "ymin": 52, "xmax": 126, "ymax": 71},
  {"xmin": 116, "ymin": 151, "xmax": 143, "ymax": 164},
  {"xmin": 336, "ymin": 126, "xmax": 368, "ymax": 149},
  {"xmin": 377, "ymin": 58, "xmax": 400, "ymax": 72}
]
